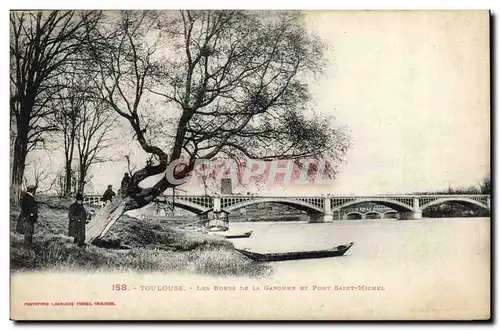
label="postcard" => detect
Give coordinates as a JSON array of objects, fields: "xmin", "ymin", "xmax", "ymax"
[{"xmin": 9, "ymin": 9, "xmax": 490, "ymax": 320}]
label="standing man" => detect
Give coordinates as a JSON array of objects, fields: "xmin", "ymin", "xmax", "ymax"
[
  {"xmin": 15, "ymin": 185, "xmax": 38, "ymax": 248},
  {"xmin": 101, "ymin": 185, "xmax": 116, "ymax": 205},
  {"xmin": 121, "ymin": 173, "xmax": 131, "ymax": 190},
  {"xmin": 68, "ymin": 194, "xmax": 87, "ymax": 246}
]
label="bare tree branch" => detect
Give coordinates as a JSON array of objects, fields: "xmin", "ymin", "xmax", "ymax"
[
  {"xmin": 84, "ymin": 10, "xmax": 351, "ymax": 243},
  {"xmin": 10, "ymin": 10, "xmax": 102, "ymax": 202}
]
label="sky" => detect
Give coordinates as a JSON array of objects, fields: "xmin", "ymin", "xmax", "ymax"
[
  {"xmin": 299, "ymin": 10, "xmax": 490, "ymax": 195},
  {"xmin": 23, "ymin": 10, "xmax": 491, "ymax": 197}
]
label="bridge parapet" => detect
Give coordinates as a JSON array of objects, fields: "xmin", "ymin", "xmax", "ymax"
[
  {"xmin": 217, "ymin": 195, "xmax": 324, "ymax": 208},
  {"xmin": 174, "ymin": 195, "xmax": 213, "ymax": 209},
  {"xmin": 222, "ymin": 196, "xmax": 325, "ymax": 214},
  {"xmin": 82, "ymin": 193, "xmax": 490, "ymax": 220},
  {"xmin": 83, "ymin": 195, "xmax": 102, "ymax": 205},
  {"xmin": 220, "ymin": 196, "xmax": 255, "ymax": 209},
  {"xmin": 418, "ymin": 194, "xmax": 490, "ymax": 211},
  {"xmin": 331, "ymin": 196, "xmax": 415, "ymax": 212}
]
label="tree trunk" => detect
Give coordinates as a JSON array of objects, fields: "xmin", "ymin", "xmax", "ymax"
[
  {"xmin": 84, "ymin": 160, "xmax": 181, "ymax": 243},
  {"xmin": 77, "ymin": 175, "xmax": 86, "ymax": 196},
  {"xmin": 77, "ymin": 161, "xmax": 88, "ymax": 195},
  {"xmin": 64, "ymin": 160, "xmax": 72, "ymax": 197},
  {"xmin": 12, "ymin": 87, "xmax": 35, "ymax": 204},
  {"xmin": 11, "ymin": 130, "xmax": 28, "ymax": 204},
  {"xmin": 85, "ymin": 194, "xmax": 133, "ymax": 243}
]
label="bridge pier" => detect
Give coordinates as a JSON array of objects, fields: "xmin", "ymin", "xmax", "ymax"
[
  {"xmin": 323, "ymin": 197, "xmax": 333, "ymax": 222},
  {"xmin": 398, "ymin": 211, "xmax": 422, "ymax": 220},
  {"xmin": 323, "ymin": 214, "xmax": 334, "ymax": 222},
  {"xmin": 309, "ymin": 214, "xmax": 323, "ymax": 223},
  {"xmin": 398, "ymin": 198, "xmax": 422, "ymax": 220},
  {"xmin": 213, "ymin": 196, "xmax": 221, "ymax": 212},
  {"xmin": 309, "ymin": 196, "xmax": 334, "ymax": 223},
  {"xmin": 308, "ymin": 213, "xmax": 335, "ymax": 223}
]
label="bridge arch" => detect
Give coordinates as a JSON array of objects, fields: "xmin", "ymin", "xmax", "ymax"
[
  {"xmin": 171, "ymin": 200, "xmax": 208, "ymax": 215},
  {"xmin": 225, "ymin": 198, "xmax": 323, "ymax": 214},
  {"xmin": 345, "ymin": 212, "xmax": 363, "ymax": 220},
  {"xmin": 420, "ymin": 197, "xmax": 489, "ymax": 211},
  {"xmin": 365, "ymin": 211, "xmax": 382, "ymax": 219},
  {"xmin": 333, "ymin": 198, "xmax": 414, "ymax": 213},
  {"xmin": 154, "ymin": 198, "xmax": 208, "ymax": 215},
  {"xmin": 383, "ymin": 210, "xmax": 398, "ymax": 219}
]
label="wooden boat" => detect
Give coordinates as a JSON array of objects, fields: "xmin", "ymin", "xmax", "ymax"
[
  {"xmin": 215, "ymin": 231, "xmax": 253, "ymax": 239},
  {"xmin": 235, "ymin": 242, "xmax": 354, "ymax": 262},
  {"xmin": 206, "ymin": 225, "xmax": 229, "ymax": 232}
]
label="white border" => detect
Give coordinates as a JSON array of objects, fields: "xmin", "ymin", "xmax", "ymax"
[
  {"xmin": 2, "ymin": 0, "xmax": 498, "ymax": 328},
  {"xmin": 3, "ymin": 0, "xmax": 500, "ymax": 10}
]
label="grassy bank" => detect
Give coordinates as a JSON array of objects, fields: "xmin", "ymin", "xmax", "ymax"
[{"xmin": 10, "ymin": 198, "xmax": 272, "ymax": 278}]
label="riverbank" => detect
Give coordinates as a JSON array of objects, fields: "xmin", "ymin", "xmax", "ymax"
[
  {"xmin": 11, "ymin": 216, "xmax": 490, "ymax": 320},
  {"xmin": 10, "ymin": 198, "xmax": 272, "ymax": 277}
]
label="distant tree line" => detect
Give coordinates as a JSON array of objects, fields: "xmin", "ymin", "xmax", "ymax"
[
  {"xmin": 411, "ymin": 176, "xmax": 491, "ymax": 195},
  {"xmin": 418, "ymin": 176, "xmax": 491, "ymax": 218},
  {"xmin": 422, "ymin": 202, "xmax": 490, "ymax": 218}
]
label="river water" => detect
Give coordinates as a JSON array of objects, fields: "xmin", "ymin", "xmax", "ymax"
[
  {"xmin": 222, "ymin": 217, "xmax": 490, "ymax": 319},
  {"xmin": 11, "ymin": 217, "xmax": 490, "ymax": 320}
]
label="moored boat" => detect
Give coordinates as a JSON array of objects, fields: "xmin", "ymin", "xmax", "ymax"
[
  {"xmin": 206, "ymin": 225, "xmax": 229, "ymax": 232},
  {"xmin": 215, "ymin": 231, "xmax": 253, "ymax": 239},
  {"xmin": 235, "ymin": 242, "xmax": 354, "ymax": 262}
]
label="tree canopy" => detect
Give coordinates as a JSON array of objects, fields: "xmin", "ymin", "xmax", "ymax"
[{"xmin": 87, "ymin": 10, "xmax": 351, "ymax": 206}]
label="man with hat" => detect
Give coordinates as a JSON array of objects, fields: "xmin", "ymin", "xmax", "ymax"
[
  {"xmin": 101, "ymin": 184, "xmax": 116, "ymax": 205},
  {"xmin": 15, "ymin": 185, "xmax": 38, "ymax": 248},
  {"xmin": 68, "ymin": 193, "xmax": 88, "ymax": 246},
  {"xmin": 121, "ymin": 172, "xmax": 131, "ymax": 190}
]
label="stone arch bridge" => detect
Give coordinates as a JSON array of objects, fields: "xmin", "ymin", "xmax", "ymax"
[{"xmin": 83, "ymin": 194, "xmax": 491, "ymax": 222}]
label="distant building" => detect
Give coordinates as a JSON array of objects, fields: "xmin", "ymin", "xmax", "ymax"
[
  {"xmin": 221, "ymin": 178, "xmax": 232, "ymax": 195},
  {"xmin": 241, "ymin": 203, "xmax": 306, "ymax": 216},
  {"xmin": 199, "ymin": 208, "xmax": 230, "ymax": 231}
]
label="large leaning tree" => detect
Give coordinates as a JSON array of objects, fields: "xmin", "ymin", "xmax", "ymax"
[{"xmin": 84, "ymin": 10, "xmax": 351, "ymax": 243}]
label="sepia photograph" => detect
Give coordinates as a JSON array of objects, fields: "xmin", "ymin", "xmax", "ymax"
[{"xmin": 8, "ymin": 8, "xmax": 491, "ymax": 321}]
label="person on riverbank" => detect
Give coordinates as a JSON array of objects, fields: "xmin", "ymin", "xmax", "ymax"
[
  {"xmin": 68, "ymin": 194, "xmax": 88, "ymax": 246},
  {"xmin": 101, "ymin": 185, "xmax": 116, "ymax": 205},
  {"xmin": 121, "ymin": 173, "xmax": 131, "ymax": 190},
  {"xmin": 15, "ymin": 185, "xmax": 38, "ymax": 248}
]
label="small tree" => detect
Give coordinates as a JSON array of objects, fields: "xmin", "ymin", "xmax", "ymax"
[
  {"xmin": 23, "ymin": 157, "xmax": 56, "ymax": 194},
  {"xmin": 50, "ymin": 75, "xmax": 85, "ymax": 197},
  {"xmin": 75, "ymin": 100, "xmax": 116, "ymax": 194}
]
